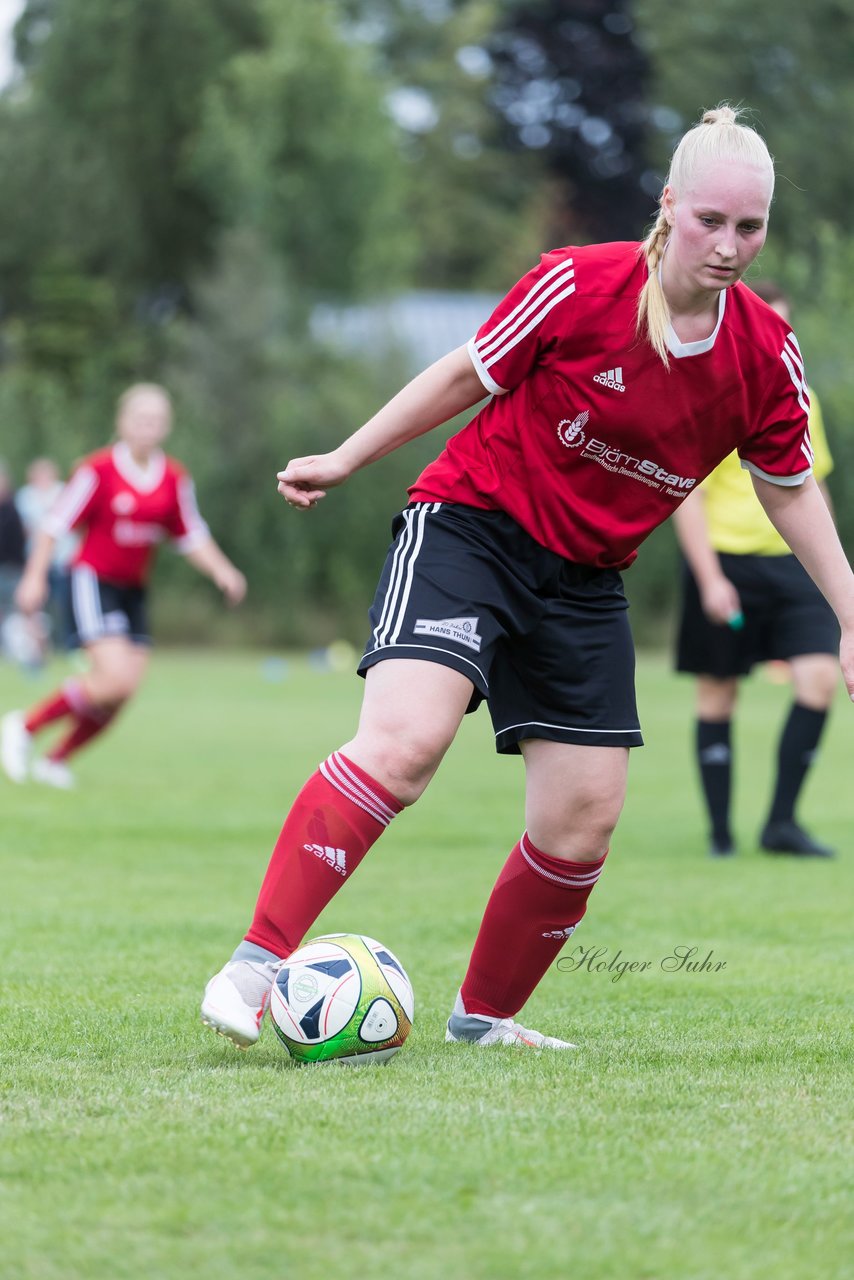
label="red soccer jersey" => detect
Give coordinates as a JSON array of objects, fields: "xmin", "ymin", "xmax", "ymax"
[
  {"xmin": 410, "ymin": 241, "xmax": 812, "ymax": 569},
  {"xmin": 44, "ymin": 443, "xmax": 210, "ymax": 586}
]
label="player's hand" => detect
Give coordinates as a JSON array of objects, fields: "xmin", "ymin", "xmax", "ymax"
[
  {"xmin": 839, "ymin": 630, "xmax": 854, "ymax": 702},
  {"xmin": 700, "ymin": 576, "xmax": 742, "ymax": 627},
  {"xmin": 216, "ymin": 565, "xmax": 247, "ymax": 606},
  {"xmin": 277, "ymin": 451, "xmax": 352, "ymax": 510},
  {"xmin": 14, "ymin": 571, "xmax": 48, "ymax": 615}
]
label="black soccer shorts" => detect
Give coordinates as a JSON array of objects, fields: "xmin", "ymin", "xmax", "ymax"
[
  {"xmin": 358, "ymin": 502, "xmax": 643, "ymax": 754},
  {"xmin": 67, "ymin": 565, "xmax": 152, "ymax": 648},
  {"xmin": 676, "ymin": 552, "xmax": 839, "ymax": 678}
]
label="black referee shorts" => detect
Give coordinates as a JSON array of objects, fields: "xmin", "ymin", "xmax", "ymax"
[
  {"xmin": 358, "ymin": 502, "xmax": 643, "ymax": 754},
  {"xmin": 676, "ymin": 552, "xmax": 839, "ymax": 679}
]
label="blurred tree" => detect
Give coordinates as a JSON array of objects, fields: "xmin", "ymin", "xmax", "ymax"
[
  {"xmin": 487, "ymin": 0, "xmax": 654, "ymax": 242},
  {"xmin": 9, "ymin": 0, "xmax": 264, "ymax": 299},
  {"xmin": 160, "ymin": 228, "xmax": 443, "ymax": 645},
  {"xmin": 194, "ymin": 0, "xmax": 413, "ymax": 300},
  {"xmin": 338, "ymin": 0, "xmax": 550, "ymax": 288},
  {"xmin": 635, "ymin": 0, "xmax": 854, "ymax": 255}
]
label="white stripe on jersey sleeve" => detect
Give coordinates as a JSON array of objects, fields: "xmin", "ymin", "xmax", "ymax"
[
  {"xmin": 780, "ymin": 338, "xmax": 810, "ymax": 417},
  {"xmin": 172, "ymin": 476, "xmax": 211, "ymax": 553},
  {"xmin": 42, "ymin": 466, "xmax": 99, "ymax": 538},
  {"xmin": 475, "ymin": 258, "xmax": 575, "ymax": 355},
  {"xmin": 467, "ymin": 257, "xmax": 576, "ymax": 390},
  {"xmin": 740, "ymin": 459, "xmax": 812, "ymax": 486},
  {"xmin": 467, "ymin": 336, "xmax": 506, "ymax": 395},
  {"xmin": 480, "ymin": 279, "xmax": 577, "ymax": 372}
]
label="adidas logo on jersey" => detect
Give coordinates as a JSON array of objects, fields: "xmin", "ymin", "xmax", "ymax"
[
  {"xmin": 303, "ymin": 843, "xmax": 347, "ymax": 875},
  {"xmin": 593, "ymin": 366, "xmax": 626, "ymax": 392}
]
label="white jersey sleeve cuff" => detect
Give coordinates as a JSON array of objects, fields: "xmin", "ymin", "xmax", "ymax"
[
  {"xmin": 466, "ymin": 337, "xmax": 507, "ymax": 396},
  {"xmin": 740, "ymin": 460, "xmax": 812, "ymax": 487},
  {"xmin": 173, "ymin": 525, "xmax": 211, "ymax": 554}
]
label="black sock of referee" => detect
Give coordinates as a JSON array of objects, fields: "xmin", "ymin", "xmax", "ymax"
[
  {"xmin": 696, "ymin": 720, "xmax": 733, "ymax": 845},
  {"xmin": 766, "ymin": 703, "xmax": 829, "ymax": 825}
]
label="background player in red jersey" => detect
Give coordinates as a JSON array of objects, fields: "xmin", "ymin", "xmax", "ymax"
[
  {"xmin": 202, "ymin": 106, "xmax": 854, "ymax": 1052},
  {"xmin": 1, "ymin": 383, "xmax": 246, "ymax": 789}
]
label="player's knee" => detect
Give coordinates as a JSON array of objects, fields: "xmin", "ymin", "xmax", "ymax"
[
  {"xmin": 88, "ymin": 673, "xmax": 137, "ymax": 708},
  {"xmin": 349, "ymin": 732, "xmax": 449, "ymax": 806},
  {"xmin": 383, "ymin": 738, "xmax": 448, "ymax": 804},
  {"xmin": 532, "ymin": 785, "xmax": 624, "ymax": 858},
  {"xmin": 796, "ymin": 661, "xmax": 838, "ymax": 708},
  {"xmin": 697, "ymin": 677, "xmax": 738, "ymax": 719}
]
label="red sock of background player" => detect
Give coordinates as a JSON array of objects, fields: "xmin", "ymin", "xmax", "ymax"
[
  {"xmin": 242, "ymin": 751, "xmax": 404, "ymax": 959},
  {"xmin": 459, "ymin": 832, "xmax": 607, "ymax": 1019},
  {"xmin": 48, "ymin": 707, "xmax": 118, "ymax": 763},
  {"xmin": 24, "ymin": 678, "xmax": 90, "ymax": 735}
]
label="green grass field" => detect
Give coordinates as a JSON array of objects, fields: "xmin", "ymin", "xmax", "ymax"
[{"xmin": 1, "ymin": 650, "xmax": 852, "ymax": 1280}]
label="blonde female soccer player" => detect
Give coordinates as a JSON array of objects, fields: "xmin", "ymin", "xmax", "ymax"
[
  {"xmin": 1, "ymin": 384, "xmax": 246, "ymax": 789},
  {"xmin": 202, "ymin": 106, "xmax": 854, "ymax": 1051}
]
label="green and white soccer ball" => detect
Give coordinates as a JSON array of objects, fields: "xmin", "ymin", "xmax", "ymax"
[{"xmin": 269, "ymin": 933, "xmax": 414, "ymax": 1065}]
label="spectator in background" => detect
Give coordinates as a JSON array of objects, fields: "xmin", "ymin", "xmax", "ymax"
[
  {"xmin": 674, "ymin": 281, "xmax": 838, "ymax": 859},
  {"xmin": 1, "ymin": 384, "xmax": 246, "ymax": 790},
  {"xmin": 0, "ymin": 460, "xmax": 26, "ymax": 630},
  {"xmin": 15, "ymin": 457, "xmax": 76, "ymax": 649}
]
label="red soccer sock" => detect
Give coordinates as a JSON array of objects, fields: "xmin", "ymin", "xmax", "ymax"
[
  {"xmin": 24, "ymin": 678, "xmax": 90, "ymax": 734},
  {"xmin": 245, "ymin": 751, "xmax": 404, "ymax": 958},
  {"xmin": 460, "ymin": 832, "xmax": 608, "ymax": 1019},
  {"xmin": 48, "ymin": 707, "xmax": 118, "ymax": 763}
]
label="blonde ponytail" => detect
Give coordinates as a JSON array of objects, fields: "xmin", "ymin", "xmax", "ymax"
[
  {"xmin": 636, "ymin": 210, "xmax": 672, "ymax": 367},
  {"xmin": 636, "ymin": 104, "xmax": 775, "ymax": 367}
]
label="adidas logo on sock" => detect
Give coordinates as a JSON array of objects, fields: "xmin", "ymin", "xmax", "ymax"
[
  {"xmin": 700, "ymin": 744, "xmax": 731, "ymax": 765},
  {"xmin": 542, "ymin": 925, "xmax": 577, "ymax": 940},
  {"xmin": 593, "ymin": 366, "xmax": 626, "ymax": 392},
  {"xmin": 303, "ymin": 843, "xmax": 347, "ymax": 875}
]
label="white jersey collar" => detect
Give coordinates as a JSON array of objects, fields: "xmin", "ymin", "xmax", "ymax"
[
  {"xmin": 666, "ymin": 288, "xmax": 727, "ymax": 359},
  {"xmin": 113, "ymin": 442, "xmax": 167, "ymax": 493},
  {"xmin": 654, "ymin": 247, "xmax": 728, "ymax": 359}
]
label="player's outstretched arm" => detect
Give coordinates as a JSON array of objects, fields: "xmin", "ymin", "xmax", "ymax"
[
  {"xmin": 184, "ymin": 539, "xmax": 247, "ymax": 606},
  {"xmin": 754, "ymin": 474, "xmax": 854, "ymax": 699},
  {"xmin": 277, "ymin": 345, "xmax": 487, "ymax": 510},
  {"xmin": 14, "ymin": 529, "xmax": 56, "ymax": 614}
]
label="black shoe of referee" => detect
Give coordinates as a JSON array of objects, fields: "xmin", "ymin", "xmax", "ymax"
[{"xmin": 760, "ymin": 820, "xmax": 836, "ymax": 859}]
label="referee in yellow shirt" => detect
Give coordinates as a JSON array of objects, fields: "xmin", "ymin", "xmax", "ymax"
[{"xmin": 674, "ymin": 281, "xmax": 838, "ymax": 859}]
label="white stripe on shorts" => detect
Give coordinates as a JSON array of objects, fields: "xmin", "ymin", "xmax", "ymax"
[
  {"xmin": 71, "ymin": 565, "xmax": 104, "ymax": 643},
  {"xmin": 496, "ymin": 718, "xmax": 639, "ymax": 738},
  {"xmin": 371, "ymin": 502, "xmax": 441, "ymax": 650}
]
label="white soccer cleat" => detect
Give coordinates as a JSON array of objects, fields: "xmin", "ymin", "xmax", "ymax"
[
  {"xmin": 200, "ymin": 958, "xmax": 280, "ymax": 1049},
  {"xmin": 445, "ymin": 991, "xmax": 577, "ymax": 1050},
  {"xmin": 1, "ymin": 711, "xmax": 33, "ymax": 783},
  {"xmin": 31, "ymin": 757, "xmax": 75, "ymax": 790}
]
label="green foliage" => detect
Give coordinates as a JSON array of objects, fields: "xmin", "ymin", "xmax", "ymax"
[
  {"xmin": 339, "ymin": 0, "xmax": 551, "ymax": 287},
  {"xmin": 155, "ymin": 229, "xmax": 444, "ymax": 645},
  {"xmin": 635, "ymin": 0, "xmax": 854, "ymax": 254},
  {"xmin": 194, "ymin": 0, "xmax": 414, "ymax": 299},
  {"xmin": 2, "ymin": 0, "xmax": 854, "ymax": 641},
  {"xmin": 11, "ymin": 0, "xmax": 264, "ymax": 293}
]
